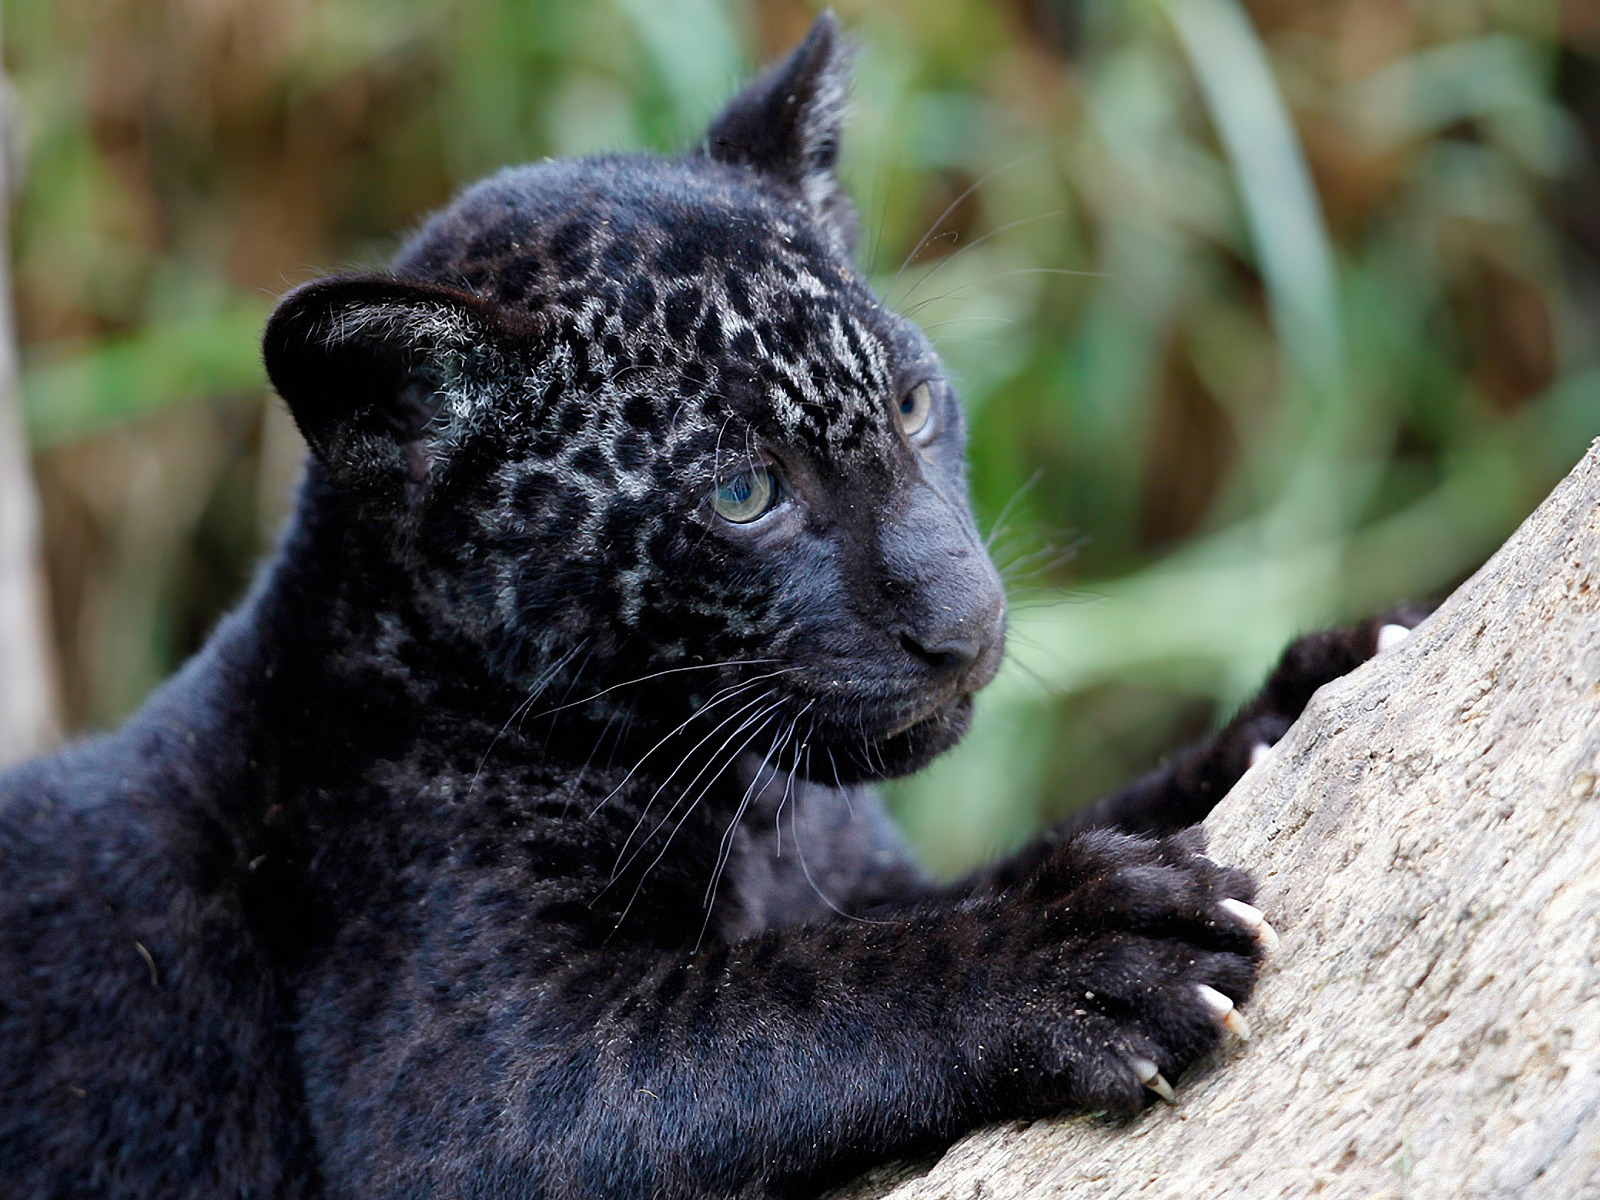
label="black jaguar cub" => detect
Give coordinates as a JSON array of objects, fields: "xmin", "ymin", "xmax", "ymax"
[{"xmin": 0, "ymin": 16, "xmax": 1424, "ymax": 1200}]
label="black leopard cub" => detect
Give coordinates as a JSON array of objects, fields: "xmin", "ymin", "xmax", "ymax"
[{"xmin": 0, "ymin": 17, "xmax": 1426, "ymax": 1199}]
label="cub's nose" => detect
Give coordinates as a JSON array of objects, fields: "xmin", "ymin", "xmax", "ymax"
[
  {"xmin": 877, "ymin": 480, "xmax": 1008, "ymax": 686},
  {"xmin": 900, "ymin": 630, "xmax": 983, "ymax": 672},
  {"xmin": 898, "ymin": 600, "xmax": 1006, "ymax": 681}
]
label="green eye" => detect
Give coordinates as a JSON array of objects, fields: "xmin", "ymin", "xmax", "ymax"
[
  {"xmin": 898, "ymin": 382, "xmax": 934, "ymax": 439},
  {"xmin": 710, "ymin": 464, "xmax": 778, "ymax": 523}
]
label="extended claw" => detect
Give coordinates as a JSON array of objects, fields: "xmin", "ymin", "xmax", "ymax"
[
  {"xmin": 1196, "ymin": 983, "xmax": 1252, "ymax": 1040},
  {"xmin": 1376, "ymin": 623, "xmax": 1412, "ymax": 653},
  {"xmin": 1131, "ymin": 1056, "xmax": 1176, "ymax": 1103},
  {"xmin": 1219, "ymin": 897, "xmax": 1281, "ymax": 952}
]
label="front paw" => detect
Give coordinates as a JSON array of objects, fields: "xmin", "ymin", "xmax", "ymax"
[
  {"xmin": 997, "ymin": 827, "xmax": 1272, "ymax": 1112},
  {"xmin": 1257, "ymin": 602, "xmax": 1436, "ymax": 728}
]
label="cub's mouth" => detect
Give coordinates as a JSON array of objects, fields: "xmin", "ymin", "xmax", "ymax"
[
  {"xmin": 876, "ymin": 693, "xmax": 966, "ymax": 742},
  {"xmin": 804, "ymin": 691, "xmax": 975, "ymax": 785},
  {"xmin": 781, "ymin": 643, "xmax": 1002, "ymax": 783}
]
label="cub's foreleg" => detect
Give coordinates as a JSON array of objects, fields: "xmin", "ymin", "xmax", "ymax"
[
  {"xmin": 1064, "ymin": 604, "xmax": 1434, "ymax": 835},
  {"xmin": 344, "ymin": 829, "xmax": 1264, "ymax": 1200}
]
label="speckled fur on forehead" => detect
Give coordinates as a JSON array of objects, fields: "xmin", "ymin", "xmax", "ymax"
[{"xmin": 395, "ymin": 156, "xmax": 904, "ymax": 463}]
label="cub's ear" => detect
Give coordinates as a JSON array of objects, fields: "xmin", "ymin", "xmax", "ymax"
[
  {"xmin": 263, "ymin": 274, "xmax": 518, "ymax": 491},
  {"xmin": 704, "ymin": 11, "xmax": 858, "ymax": 253}
]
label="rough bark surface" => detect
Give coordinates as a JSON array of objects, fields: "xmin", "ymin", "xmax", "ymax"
[
  {"xmin": 0, "ymin": 54, "xmax": 59, "ymax": 770},
  {"xmin": 837, "ymin": 442, "xmax": 1600, "ymax": 1200}
]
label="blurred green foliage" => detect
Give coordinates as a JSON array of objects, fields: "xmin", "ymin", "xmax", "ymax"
[{"xmin": 7, "ymin": 0, "xmax": 1599, "ymax": 872}]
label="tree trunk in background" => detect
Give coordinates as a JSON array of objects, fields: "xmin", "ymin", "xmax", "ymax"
[
  {"xmin": 0, "ymin": 41, "xmax": 60, "ymax": 768},
  {"xmin": 835, "ymin": 442, "xmax": 1600, "ymax": 1200}
]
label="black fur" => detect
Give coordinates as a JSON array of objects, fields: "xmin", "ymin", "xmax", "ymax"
[{"xmin": 0, "ymin": 17, "xmax": 1425, "ymax": 1199}]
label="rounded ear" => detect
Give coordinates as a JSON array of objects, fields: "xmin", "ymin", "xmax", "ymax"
[
  {"xmin": 704, "ymin": 12, "xmax": 858, "ymax": 253},
  {"xmin": 263, "ymin": 274, "xmax": 519, "ymax": 488}
]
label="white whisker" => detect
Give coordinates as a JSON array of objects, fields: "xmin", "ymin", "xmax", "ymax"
[
  {"xmin": 611, "ymin": 701, "xmax": 786, "ymax": 930},
  {"xmin": 607, "ymin": 687, "xmax": 778, "ymax": 865},
  {"xmin": 468, "ymin": 639, "xmax": 589, "ymax": 798}
]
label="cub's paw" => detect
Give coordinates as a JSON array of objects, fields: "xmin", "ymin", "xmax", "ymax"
[
  {"xmin": 1244, "ymin": 601, "xmax": 1437, "ymax": 763},
  {"xmin": 1010, "ymin": 827, "xmax": 1273, "ymax": 1111},
  {"xmin": 1261, "ymin": 602, "xmax": 1435, "ymax": 719}
]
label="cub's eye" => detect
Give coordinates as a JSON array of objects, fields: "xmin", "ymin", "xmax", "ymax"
[
  {"xmin": 710, "ymin": 464, "xmax": 778, "ymax": 524},
  {"xmin": 897, "ymin": 382, "xmax": 935, "ymax": 440}
]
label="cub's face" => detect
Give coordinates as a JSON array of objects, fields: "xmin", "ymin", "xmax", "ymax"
[{"xmin": 264, "ymin": 16, "xmax": 1005, "ymax": 780}]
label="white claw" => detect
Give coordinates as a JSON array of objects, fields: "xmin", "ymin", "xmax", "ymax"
[
  {"xmin": 1248, "ymin": 742, "xmax": 1272, "ymax": 768},
  {"xmin": 1131, "ymin": 1056, "xmax": 1177, "ymax": 1103},
  {"xmin": 1219, "ymin": 897, "xmax": 1281, "ymax": 952},
  {"xmin": 1196, "ymin": 984, "xmax": 1251, "ymax": 1040},
  {"xmin": 1376, "ymin": 623, "xmax": 1412, "ymax": 653}
]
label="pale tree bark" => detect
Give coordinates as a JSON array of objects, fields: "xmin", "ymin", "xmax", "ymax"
[
  {"xmin": 0, "ymin": 38, "xmax": 59, "ymax": 768},
  {"xmin": 837, "ymin": 441, "xmax": 1600, "ymax": 1200}
]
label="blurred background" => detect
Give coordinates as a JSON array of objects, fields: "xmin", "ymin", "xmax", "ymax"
[{"xmin": 1, "ymin": 0, "xmax": 1597, "ymax": 874}]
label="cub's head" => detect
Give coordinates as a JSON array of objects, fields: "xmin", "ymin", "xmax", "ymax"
[{"xmin": 264, "ymin": 15, "xmax": 1005, "ymax": 781}]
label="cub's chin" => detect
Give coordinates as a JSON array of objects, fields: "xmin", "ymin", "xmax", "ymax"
[{"xmin": 809, "ymin": 694, "xmax": 975, "ymax": 786}]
